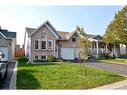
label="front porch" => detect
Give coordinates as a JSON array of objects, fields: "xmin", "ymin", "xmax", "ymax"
[{"xmin": 88, "ymin": 38, "xmax": 121, "ymax": 59}]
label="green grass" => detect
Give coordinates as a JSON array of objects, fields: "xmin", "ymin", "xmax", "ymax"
[
  {"xmin": 17, "ymin": 57, "xmax": 126, "ymax": 89},
  {"xmin": 97, "ymin": 58, "xmax": 127, "ymax": 64}
]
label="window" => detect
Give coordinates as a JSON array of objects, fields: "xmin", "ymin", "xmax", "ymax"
[
  {"xmin": 41, "ymin": 41, "xmax": 46, "ymax": 49},
  {"xmin": 35, "ymin": 40, "xmax": 39, "ymax": 49},
  {"xmin": 41, "ymin": 56, "xmax": 47, "ymax": 60},
  {"xmin": 41, "ymin": 33, "xmax": 47, "ymax": 39},
  {"xmin": 72, "ymin": 37, "xmax": 76, "ymax": 42},
  {"xmin": 48, "ymin": 40, "xmax": 53, "ymax": 50},
  {"xmin": 35, "ymin": 56, "xmax": 38, "ymax": 60}
]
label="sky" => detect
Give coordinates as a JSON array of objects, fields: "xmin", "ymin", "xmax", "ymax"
[{"xmin": 0, "ymin": 6, "xmax": 124, "ymax": 46}]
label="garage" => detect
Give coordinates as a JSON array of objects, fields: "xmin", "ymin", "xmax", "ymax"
[
  {"xmin": 61, "ymin": 48, "xmax": 80, "ymax": 60},
  {"xmin": 0, "ymin": 47, "xmax": 9, "ymax": 60}
]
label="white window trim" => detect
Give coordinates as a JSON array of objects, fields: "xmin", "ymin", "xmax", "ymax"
[
  {"xmin": 72, "ymin": 37, "xmax": 76, "ymax": 43},
  {"xmin": 34, "ymin": 55, "xmax": 38, "ymax": 60},
  {"xmin": 48, "ymin": 40, "xmax": 53, "ymax": 50},
  {"xmin": 41, "ymin": 39, "xmax": 47, "ymax": 50},
  {"xmin": 41, "ymin": 32, "xmax": 47, "ymax": 40},
  {"xmin": 34, "ymin": 39, "xmax": 40, "ymax": 50},
  {"xmin": 41, "ymin": 55, "xmax": 47, "ymax": 60}
]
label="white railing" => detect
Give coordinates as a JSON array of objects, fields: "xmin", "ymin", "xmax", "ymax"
[{"xmin": 89, "ymin": 48, "xmax": 114, "ymax": 57}]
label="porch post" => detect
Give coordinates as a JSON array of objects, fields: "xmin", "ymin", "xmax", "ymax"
[
  {"xmin": 106, "ymin": 44, "xmax": 108, "ymax": 53},
  {"xmin": 114, "ymin": 44, "xmax": 117, "ymax": 57},
  {"xmin": 96, "ymin": 41, "xmax": 99, "ymax": 55}
]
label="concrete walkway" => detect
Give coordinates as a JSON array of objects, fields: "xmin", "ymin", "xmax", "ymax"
[
  {"xmin": 92, "ymin": 79, "xmax": 127, "ymax": 90},
  {"xmin": 9, "ymin": 61, "xmax": 18, "ymax": 89}
]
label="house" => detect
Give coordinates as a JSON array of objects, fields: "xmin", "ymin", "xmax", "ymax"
[
  {"xmin": 24, "ymin": 21, "xmax": 105, "ymax": 63},
  {"xmin": 0, "ymin": 27, "xmax": 17, "ymax": 61},
  {"xmin": 24, "ymin": 21, "xmax": 123, "ymax": 63}
]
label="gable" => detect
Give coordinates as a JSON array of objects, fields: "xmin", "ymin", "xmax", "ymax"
[
  {"xmin": 0, "ymin": 33, "xmax": 12, "ymax": 47},
  {"xmin": 68, "ymin": 31, "xmax": 79, "ymax": 41},
  {"xmin": 31, "ymin": 25, "xmax": 57, "ymax": 40},
  {"xmin": 0, "ymin": 33, "xmax": 6, "ymax": 40},
  {"xmin": 0, "ymin": 32, "xmax": 7, "ymax": 39},
  {"xmin": 30, "ymin": 21, "xmax": 62, "ymax": 39}
]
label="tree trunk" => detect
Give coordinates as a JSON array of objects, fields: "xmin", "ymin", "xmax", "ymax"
[
  {"xmin": 114, "ymin": 44, "xmax": 116, "ymax": 57},
  {"xmin": 83, "ymin": 60, "xmax": 86, "ymax": 76}
]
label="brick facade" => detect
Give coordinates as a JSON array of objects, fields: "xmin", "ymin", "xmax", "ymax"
[{"xmin": 31, "ymin": 25, "xmax": 58, "ymax": 61}]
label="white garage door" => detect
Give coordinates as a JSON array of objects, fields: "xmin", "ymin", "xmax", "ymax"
[
  {"xmin": 61, "ymin": 48, "xmax": 74, "ymax": 59},
  {"xmin": 61, "ymin": 48, "xmax": 80, "ymax": 59},
  {"xmin": 75, "ymin": 48, "xmax": 80, "ymax": 58},
  {"xmin": 0, "ymin": 47, "xmax": 9, "ymax": 60}
]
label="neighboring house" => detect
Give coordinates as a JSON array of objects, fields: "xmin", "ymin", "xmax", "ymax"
[
  {"xmin": 15, "ymin": 45, "xmax": 25, "ymax": 57},
  {"xmin": 0, "ymin": 27, "xmax": 16, "ymax": 61},
  {"xmin": 24, "ymin": 21, "xmax": 123, "ymax": 63}
]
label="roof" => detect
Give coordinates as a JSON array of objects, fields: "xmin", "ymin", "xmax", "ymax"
[
  {"xmin": 0, "ymin": 29, "xmax": 16, "ymax": 38},
  {"xmin": 87, "ymin": 34, "xmax": 102, "ymax": 40},
  {"xmin": 29, "ymin": 21, "xmax": 62, "ymax": 39},
  {"xmin": 26, "ymin": 27, "xmax": 36, "ymax": 36},
  {"xmin": 57, "ymin": 31, "xmax": 70, "ymax": 39},
  {"xmin": 25, "ymin": 21, "xmax": 102, "ymax": 40}
]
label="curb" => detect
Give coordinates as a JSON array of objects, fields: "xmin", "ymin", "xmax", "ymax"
[
  {"xmin": 91, "ymin": 79, "xmax": 127, "ymax": 90},
  {"xmin": 95, "ymin": 60, "xmax": 127, "ymax": 66},
  {"xmin": 9, "ymin": 61, "xmax": 18, "ymax": 89}
]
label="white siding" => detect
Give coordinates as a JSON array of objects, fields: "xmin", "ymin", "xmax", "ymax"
[
  {"xmin": 120, "ymin": 44, "xmax": 126, "ymax": 55},
  {"xmin": 25, "ymin": 32, "xmax": 29, "ymax": 56}
]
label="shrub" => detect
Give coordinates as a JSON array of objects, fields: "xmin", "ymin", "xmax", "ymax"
[
  {"xmin": 99, "ymin": 53, "xmax": 115, "ymax": 59},
  {"xmin": 33, "ymin": 59, "xmax": 48, "ymax": 62},
  {"xmin": 47, "ymin": 55, "xmax": 57, "ymax": 62}
]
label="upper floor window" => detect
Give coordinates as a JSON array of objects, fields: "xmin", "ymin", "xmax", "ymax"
[
  {"xmin": 72, "ymin": 37, "xmax": 76, "ymax": 42},
  {"xmin": 48, "ymin": 40, "xmax": 53, "ymax": 50},
  {"xmin": 35, "ymin": 40, "xmax": 39, "ymax": 50},
  {"xmin": 41, "ymin": 32, "xmax": 47, "ymax": 39},
  {"xmin": 41, "ymin": 40, "xmax": 46, "ymax": 49}
]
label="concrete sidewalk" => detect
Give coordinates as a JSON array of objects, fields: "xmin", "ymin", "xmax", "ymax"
[
  {"xmin": 9, "ymin": 61, "xmax": 18, "ymax": 89},
  {"xmin": 92, "ymin": 79, "xmax": 127, "ymax": 90}
]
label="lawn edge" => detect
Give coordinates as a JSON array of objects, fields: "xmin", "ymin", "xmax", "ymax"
[
  {"xmin": 9, "ymin": 61, "xmax": 18, "ymax": 89},
  {"xmin": 91, "ymin": 79, "xmax": 127, "ymax": 90},
  {"xmin": 96, "ymin": 60, "xmax": 127, "ymax": 66}
]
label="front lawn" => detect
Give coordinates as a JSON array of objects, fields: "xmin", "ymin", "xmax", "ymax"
[
  {"xmin": 17, "ymin": 57, "xmax": 125, "ymax": 89},
  {"xmin": 97, "ymin": 58, "xmax": 127, "ymax": 64}
]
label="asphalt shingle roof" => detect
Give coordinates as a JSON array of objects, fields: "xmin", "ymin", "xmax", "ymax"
[
  {"xmin": 26, "ymin": 27, "xmax": 36, "ymax": 36},
  {"xmin": 26, "ymin": 28, "xmax": 102, "ymax": 40},
  {"xmin": 0, "ymin": 29, "xmax": 16, "ymax": 38}
]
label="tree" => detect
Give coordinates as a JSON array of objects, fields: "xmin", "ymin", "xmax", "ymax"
[
  {"xmin": 103, "ymin": 6, "xmax": 127, "ymax": 56},
  {"xmin": 115, "ymin": 6, "xmax": 127, "ymax": 54},
  {"xmin": 76, "ymin": 26, "xmax": 91, "ymax": 75},
  {"xmin": 103, "ymin": 20, "xmax": 119, "ymax": 56}
]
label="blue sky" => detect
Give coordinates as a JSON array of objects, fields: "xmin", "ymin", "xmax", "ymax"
[{"xmin": 0, "ymin": 6, "xmax": 123, "ymax": 46}]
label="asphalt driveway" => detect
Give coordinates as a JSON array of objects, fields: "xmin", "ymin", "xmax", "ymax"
[
  {"xmin": 0, "ymin": 62, "xmax": 15, "ymax": 89},
  {"xmin": 86, "ymin": 61, "xmax": 127, "ymax": 89},
  {"xmin": 87, "ymin": 61, "xmax": 127, "ymax": 76}
]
